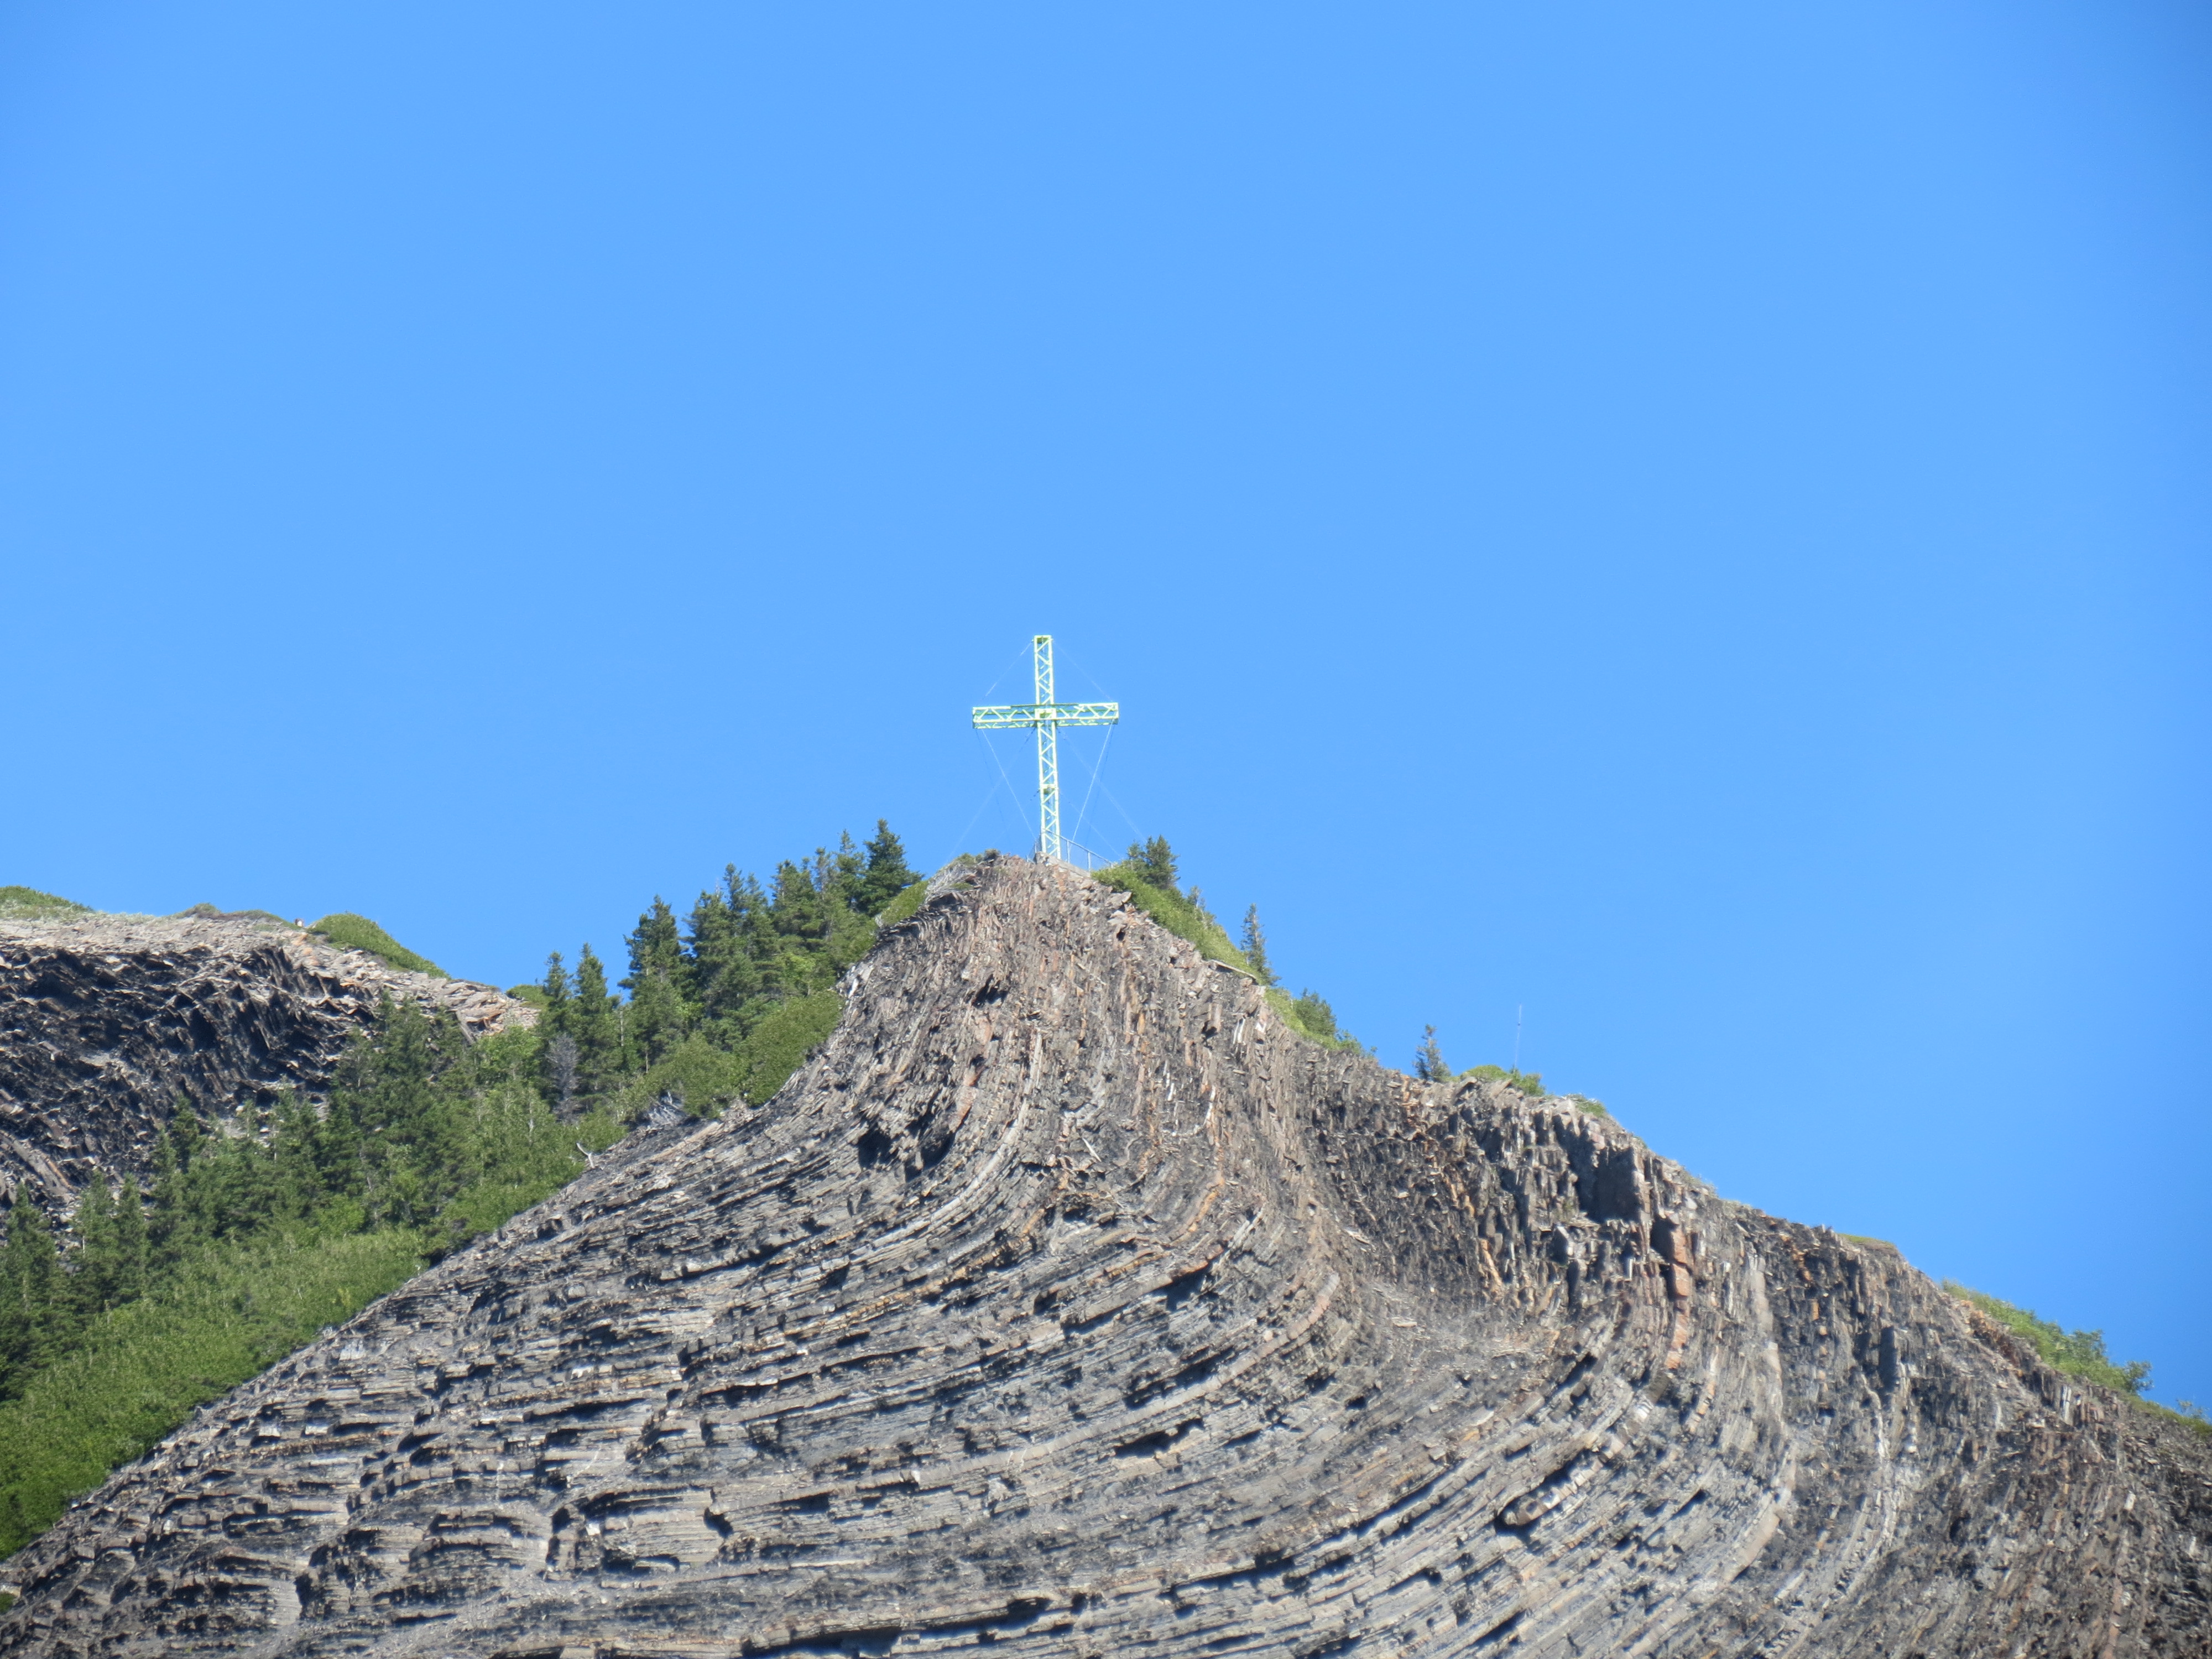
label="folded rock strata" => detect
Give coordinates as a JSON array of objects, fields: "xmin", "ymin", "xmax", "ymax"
[
  {"xmin": 0, "ymin": 910, "xmax": 530, "ymax": 1203},
  {"xmin": 1, "ymin": 859, "xmax": 2205, "ymax": 1656}
]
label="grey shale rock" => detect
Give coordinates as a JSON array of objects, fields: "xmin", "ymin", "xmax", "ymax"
[
  {"xmin": 1, "ymin": 858, "xmax": 2205, "ymax": 1656},
  {"xmin": 0, "ymin": 908, "xmax": 532, "ymax": 1204}
]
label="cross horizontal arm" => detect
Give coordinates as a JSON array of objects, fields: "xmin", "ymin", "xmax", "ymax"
[{"xmin": 971, "ymin": 701, "xmax": 1120, "ymax": 729}]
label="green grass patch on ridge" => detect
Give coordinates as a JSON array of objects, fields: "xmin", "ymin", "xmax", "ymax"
[
  {"xmin": 1091, "ymin": 862, "xmax": 1361, "ymax": 1050},
  {"xmin": 1945, "ymin": 1281, "xmax": 2152, "ymax": 1397},
  {"xmin": 0, "ymin": 888, "xmax": 91, "ymax": 921},
  {"xmin": 1945, "ymin": 1281, "xmax": 2209, "ymax": 1437},
  {"xmin": 310, "ymin": 913, "xmax": 446, "ymax": 978},
  {"xmin": 877, "ymin": 879, "xmax": 930, "ymax": 926}
]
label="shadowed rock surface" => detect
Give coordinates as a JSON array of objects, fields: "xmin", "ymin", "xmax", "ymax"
[
  {"xmin": 0, "ymin": 910, "xmax": 531, "ymax": 1204},
  {"xmin": 1, "ymin": 859, "xmax": 2205, "ymax": 1656}
]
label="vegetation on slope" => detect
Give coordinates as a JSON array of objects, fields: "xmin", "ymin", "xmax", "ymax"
[
  {"xmin": 0, "ymin": 888, "xmax": 91, "ymax": 921},
  {"xmin": 534, "ymin": 818, "xmax": 920, "ymax": 1119},
  {"xmin": 0, "ymin": 1008, "xmax": 620, "ymax": 1554},
  {"xmin": 1945, "ymin": 1283, "xmax": 2150, "ymax": 1395},
  {"xmin": 0, "ymin": 818, "xmax": 922, "ymax": 1558},
  {"xmin": 1412, "ymin": 1018, "xmax": 1603, "ymax": 1115},
  {"xmin": 1088, "ymin": 849, "xmax": 1597, "ymax": 1102},
  {"xmin": 1942, "ymin": 1282, "xmax": 2210, "ymax": 1436},
  {"xmin": 1093, "ymin": 838, "xmax": 1361, "ymax": 1050},
  {"xmin": 309, "ymin": 912, "xmax": 446, "ymax": 977}
]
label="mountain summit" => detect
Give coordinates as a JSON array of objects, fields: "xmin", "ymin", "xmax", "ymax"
[{"xmin": 2, "ymin": 857, "xmax": 2205, "ymax": 1655}]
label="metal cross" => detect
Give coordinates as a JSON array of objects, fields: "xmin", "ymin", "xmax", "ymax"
[{"xmin": 971, "ymin": 635, "xmax": 1118, "ymax": 863}]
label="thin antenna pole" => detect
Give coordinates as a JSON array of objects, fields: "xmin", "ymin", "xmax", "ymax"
[{"xmin": 1512, "ymin": 1004, "xmax": 1523, "ymax": 1073}]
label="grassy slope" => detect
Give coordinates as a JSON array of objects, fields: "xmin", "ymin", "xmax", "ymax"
[
  {"xmin": 0, "ymin": 1227, "xmax": 424, "ymax": 1553},
  {"xmin": 309, "ymin": 913, "xmax": 446, "ymax": 978},
  {"xmin": 0, "ymin": 889, "xmax": 91, "ymax": 921},
  {"xmin": 1090, "ymin": 863, "xmax": 1362, "ymax": 1049},
  {"xmin": 1944, "ymin": 1282, "xmax": 2205, "ymax": 1438},
  {"xmin": 0, "ymin": 1117, "xmax": 628, "ymax": 1558}
]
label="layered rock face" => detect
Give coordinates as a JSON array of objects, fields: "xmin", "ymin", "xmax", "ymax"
[
  {"xmin": 2, "ymin": 860, "xmax": 2205, "ymax": 1656},
  {"xmin": 0, "ymin": 911, "xmax": 530, "ymax": 1202}
]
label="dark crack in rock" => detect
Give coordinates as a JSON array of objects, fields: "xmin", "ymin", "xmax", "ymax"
[
  {"xmin": 1, "ymin": 859, "xmax": 2205, "ymax": 1656},
  {"xmin": 0, "ymin": 909, "xmax": 532, "ymax": 1203}
]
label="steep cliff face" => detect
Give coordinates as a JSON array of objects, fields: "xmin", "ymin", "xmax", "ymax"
[
  {"xmin": 1, "ymin": 860, "xmax": 2204, "ymax": 1656},
  {"xmin": 0, "ymin": 911, "xmax": 530, "ymax": 1203}
]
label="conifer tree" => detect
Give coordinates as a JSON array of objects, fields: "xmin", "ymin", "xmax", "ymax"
[
  {"xmin": 1291, "ymin": 989, "xmax": 1339, "ymax": 1041},
  {"xmin": 0, "ymin": 1191, "xmax": 65, "ymax": 1389},
  {"xmin": 770, "ymin": 861, "xmax": 823, "ymax": 956},
  {"xmin": 69, "ymin": 1172, "xmax": 121, "ymax": 1318},
  {"xmin": 539, "ymin": 951, "xmax": 579, "ymax": 1108},
  {"xmin": 327, "ymin": 994, "xmax": 457, "ymax": 1227},
  {"xmin": 267, "ymin": 1091, "xmax": 325, "ymax": 1219},
  {"xmin": 623, "ymin": 898, "xmax": 691, "ymax": 1067},
  {"xmin": 540, "ymin": 952, "xmax": 572, "ymax": 1026},
  {"xmin": 148, "ymin": 1104, "xmax": 212, "ymax": 1265},
  {"xmin": 111, "ymin": 1174, "xmax": 148, "ymax": 1306},
  {"xmin": 853, "ymin": 818, "xmax": 919, "ymax": 915},
  {"xmin": 570, "ymin": 946, "xmax": 623, "ymax": 1103},
  {"xmin": 686, "ymin": 869, "xmax": 763, "ymax": 1035},
  {"xmin": 1127, "ymin": 836, "xmax": 1180, "ymax": 894},
  {"xmin": 1238, "ymin": 906, "xmax": 1277, "ymax": 987},
  {"xmin": 1415, "ymin": 1025, "xmax": 1452, "ymax": 1083}
]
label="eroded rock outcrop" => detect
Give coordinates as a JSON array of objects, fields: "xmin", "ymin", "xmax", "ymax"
[
  {"xmin": 0, "ymin": 910, "xmax": 531, "ymax": 1202},
  {"xmin": 1, "ymin": 859, "xmax": 2204, "ymax": 1656}
]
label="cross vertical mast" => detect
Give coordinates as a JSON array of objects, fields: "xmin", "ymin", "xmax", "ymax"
[
  {"xmin": 1033, "ymin": 635, "xmax": 1062, "ymax": 864},
  {"xmin": 971, "ymin": 635, "xmax": 1119, "ymax": 864}
]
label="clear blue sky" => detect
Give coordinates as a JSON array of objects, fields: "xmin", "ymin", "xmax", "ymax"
[{"xmin": 4, "ymin": 4, "xmax": 2206, "ymax": 1404}]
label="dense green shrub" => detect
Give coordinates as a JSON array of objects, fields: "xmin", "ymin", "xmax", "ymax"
[
  {"xmin": 310, "ymin": 912, "xmax": 446, "ymax": 978},
  {"xmin": 0, "ymin": 1227, "xmax": 425, "ymax": 1555}
]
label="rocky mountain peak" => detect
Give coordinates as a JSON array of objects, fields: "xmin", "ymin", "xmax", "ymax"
[{"xmin": 0, "ymin": 858, "xmax": 2203, "ymax": 1655}]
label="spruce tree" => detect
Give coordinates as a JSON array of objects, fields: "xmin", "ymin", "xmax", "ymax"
[
  {"xmin": 686, "ymin": 872, "xmax": 752, "ymax": 1035},
  {"xmin": 623, "ymin": 898, "xmax": 692, "ymax": 1068},
  {"xmin": 1414, "ymin": 1025, "xmax": 1452, "ymax": 1083},
  {"xmin": 539, "ymin": 951, "xmax": 579, "ymax": 1107},
  {"xmin": 540, "ymin": 952, "xmax": 572, "ymax": 1027},
  {"xmin": 148, "ymin": 1104, "xmax": 212, "ymax": 1265},
  {"xmin": 570, "ymin": 946, "xmax": 624, "ymax": 1103},
  {"xmin": 1126, "ymin": 836, "xmax": 1180, "ymax": 894},
  {"xmin": 1239, "ymin": 906, "xmax": 1277, "ymax": 987},
  {"xmin": 69, "ymin": 1172, "xmax": 121, "ymax": 1318},
  {"xmin": 111, "ymin": 1175, "xmax": 148, "ymax": 1306},
  {"xmin": 770, "ymin": 861, "xmax": 823, "ymax": 954},
  {"xmin": 1291, "ymin": 989, "xmax": 1339, "ymax": 1041},
  {"xmin": 853, "ymin": 819, "xmax": 919, "ymax": 915},
  {"xmin": 0, "ymin": 1191, "xmax": 65, "ymax": 1388}
]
